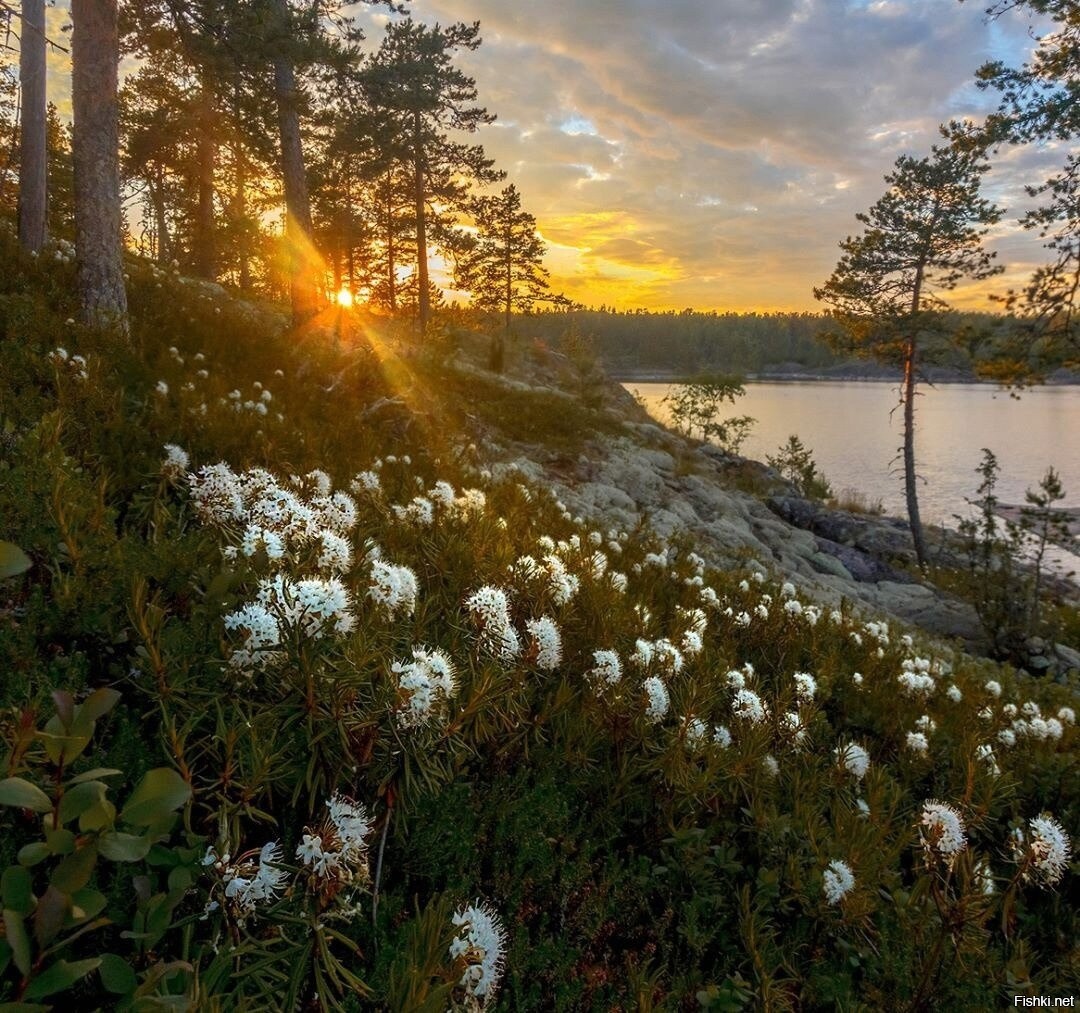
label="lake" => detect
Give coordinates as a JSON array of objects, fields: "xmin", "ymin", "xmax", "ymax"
[{"xmin": 628, "ymin": 381, "xmax": 1080, "ymax": 528}]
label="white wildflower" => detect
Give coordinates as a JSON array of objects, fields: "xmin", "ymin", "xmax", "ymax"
[
  {"xmin": 643, "ymin": 676, "xmax": 670, "ymax": 722},
  {"xmin": 823, "ymin": 859, "xmax": 855, "ymax": 905},
  {"xmin": 919, "ymin": 800, "xmax": 967, "ymax": 870},
  {"xmin": 449, "ymin": 901, "xmax": 508, "ymax": 1008},
  {"xmin": 836, "ymin": 742, "xmax": 870, "ymax": 780},
  {"xmin": 526, "ymin": 616, "xmax": 563, "ymax": 670},
  {"xmin": 588, "ymin": 650, "xmax": 622, "ymax": 687}
]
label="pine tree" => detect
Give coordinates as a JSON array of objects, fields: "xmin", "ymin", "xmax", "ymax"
[
  {"xmin": 455, "ymin": 184, "xmax": 548, "ymax": 334},
  {"xmin": 71, "ymin": 0, "xmax": 128, "ymax": 329},
  {"xmin": 361, "ymin": 18, "xmax": 504, "ymax": 334},
  {"xmin": 814, "ymin": 138, "xmax": 1003, "ymax": 569},
  {"xmin": 961, "ymin": 0, "xmax": 1079, "ymax": 361}
]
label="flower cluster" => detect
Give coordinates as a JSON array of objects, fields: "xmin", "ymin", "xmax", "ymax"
[
  {"xmin": 295, "ymin": 793, "xmax": 374, "ymax": 888},
  {"xmin": 919, "ymin": 800, "xmax": 967, "ymax": 870},
  {"xmin": 823, "ymin": 859, "xmax": 855, "ymax": 905},
  {"xmin": 449, "ymin": 901, "xmax": 508, "ymax": 1009},
  {"xmin": 203, "ymin": 842, "xmax": 290, "ymax": 921},
  {"xmin": 1011, "ymin": 815, "xmax": 1072, "ymax": 887},
  {"xmin": 392, "ymin": 646, "xmax": 457, "ymax": 728},
  {"xmin": 465, "ymin": 585, "xmax": 521, "ymax": 661}
]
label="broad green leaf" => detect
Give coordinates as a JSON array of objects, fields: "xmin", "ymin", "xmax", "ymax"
[
  {"xmin": 0, "ymin": 541, "xmax": 31, "ymax": 580},
  {"xmin": 69, "ymin": 888, "xmax": 107, "ymax": 924},
  {"xmin": 17, "ymin": 843, "xmax": 49, "ymax": 868},
  {"xmin": 78, "ymin": 797, "xmax": 116, "ymax": 834},
  {"xmin": 67, "ymin": 768, "xmax": 123, "ymax": 785},
  {"xmin": 98, "ymin": 831, "xmax": 151, "ymax": 863},
  {"xmin": 70, "ymin": 689, "xmax": 121, "ymax": 738},
  {"xmin": 57, "ymin": 781, "xmax": 108, "ymax": 826},
  {"xmin": 0, "ymin": 778, "xmax": 52, "ymax": 814},
  {"xmin": 98, "ymin": 952, "xmax": 137, "ymax": 995},
  {"xmin": 3, "ymin": 908, "xmax": 31, "ymax": 976},
  {"xmin": 1, "ymin": 868, "xmax": 33, "ymax": 916},
  {"xmin": 120, "ymin": 769, "xmax": 191, "ymax": 828},
  {"xmin": 44, "ymin": 829, "xmax": 75, "ymax": 856},
  {"xmin": 50, "ymin": 844, "xmax": 97, "ymax": 894},
  {"xmin": 33, "ymin": 886, "xmax": 70, "ymax": 948},
  {"xmin": 23, "ymin": 958, "xmax": 102, "ymax": 1000}
]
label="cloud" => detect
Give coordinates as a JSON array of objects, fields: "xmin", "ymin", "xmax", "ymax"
[{"xmin": 349, "ymin": 0, "xmax": 1058, "ymax": 310}]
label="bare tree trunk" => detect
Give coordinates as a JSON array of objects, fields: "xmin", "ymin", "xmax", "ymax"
[
  {"xmin": 18, "ymin": 0, "xmax": 47, "ymax": 253},
  {"xmin": 904, "ymin": 269, "xmax": 928, "ymax": 570},
  {"xmin": 194, "ymin": 78, "xmax": 216, "ymax": 280},
  {"xmin": 270, "ymin": 0, "xmax": 319, "ymax": 324},
  {"xmin": 413, "ymin": 109, "xmax": 429, "ymax": 334},
  {"xmin": 385, "ymin": 169, "xmax": 396, "ymax": 312},
  {"xmin": 232, "ymin": 83, "xmax": 251, "ymax": 292},
  {"xmin": 71, "ymin": 0, "xmax": 128, "ymax": 330},
  {"xmin": 150, "ymin": 166, "xmax": 171, "ymax": 264}
]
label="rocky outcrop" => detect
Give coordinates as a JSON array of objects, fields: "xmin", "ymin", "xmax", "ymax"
[{"xmin": 488, "ymin": 412, "xmax": 986, "ymax": 648}]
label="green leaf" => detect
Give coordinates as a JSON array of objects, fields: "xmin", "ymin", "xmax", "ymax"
[
  {"xmin": 0, "ymin": 778, "xmax": 52, "ymax": 814},
  {"xmin": 69, "ymin": 888, "xmax": 107, "ymax": 924},
  {"xmin": 98, "ymin": 831, "xmax": 151, "ymax": 863},
  {"xmin": 3, "ymin": 910, "xmax": 31, "ymax": 977},
  {"xmin": 33, "ymin": 886, "xmax": 70, "ymax": 948},
  {"xmin": 120, "ymin": 769, "xmax": 191, "ymax": 828},
  {"xmin": 0, "ymin": 541, "xmax": 31, "ymax": 580},
  {"xmin": 50, "ymin": 844, "xmax": 97, "ymax": 894},
  {"xmin": 0, "ymin": 1003, "xmax": 50, "ymax": 1012},
  {"xmin": 99, "ymin": 952, "xmax": 137, "ymax": 995},
  {"xmin": 78, "ymin": 797, "xmax": 116, "ymax": 834},
  {"xmin": 70, "ymin": 689, "xmax": 121, "ymax": 738},
  {"xmin": 17, "ymin": 843, "xmax": 50, "ymax": 868},
  {"xmin": 2, "ymin": 868, "xmax": 34, "ymax": 917},
  {"xmin": 58, "ymin": 781, "xmax": 108, "ymax": 826},
  {"xmin": 67, "ymin": 767, "xmax": 123, "ymax": 785},
  {"xmin": 23, "ymin": 958, "xmax": 102, "ymax": 1000},
  {"xmin": 45, "ymin": 829, "xmax": 75, "ymax": 855}
]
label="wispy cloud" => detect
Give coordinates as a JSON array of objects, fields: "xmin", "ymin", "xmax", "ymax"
[{"xmin": 351, "ymin": 0, "xmax": 1061, "ymax": 310}]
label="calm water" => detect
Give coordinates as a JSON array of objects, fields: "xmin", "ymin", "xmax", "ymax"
[{"xmin": 630, "ymin": 381, "xmax": 1080, "ymax": 527}]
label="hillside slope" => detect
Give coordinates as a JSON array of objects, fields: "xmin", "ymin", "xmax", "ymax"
[{"xmin": 0, "ymin": 239, "xmax": 1077, "ymax": 1010}]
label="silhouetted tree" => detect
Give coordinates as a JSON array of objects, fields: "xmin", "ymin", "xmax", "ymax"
[{"xmin": 815, "ymin": 138, "xmax": 1003, "ymax": 568}]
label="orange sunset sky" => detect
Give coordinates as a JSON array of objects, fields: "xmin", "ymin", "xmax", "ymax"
[{"xmin": 37, "ymin": 1, "xmax": 1068, "ymax": 313}]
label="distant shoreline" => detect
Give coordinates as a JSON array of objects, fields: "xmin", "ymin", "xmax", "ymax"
[{"xmin": 609, "ymin": 369, "xmax": 1080, "ymax": 386}]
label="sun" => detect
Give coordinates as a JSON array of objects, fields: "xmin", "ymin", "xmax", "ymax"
[{"xmin": 336, "ymin": 288, "xmax": 355, "ymax": 309}]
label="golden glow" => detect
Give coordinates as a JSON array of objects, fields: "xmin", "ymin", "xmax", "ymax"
[{"xmin": 336, "ymin": 288, "xmax": 355, "ymax": 309}]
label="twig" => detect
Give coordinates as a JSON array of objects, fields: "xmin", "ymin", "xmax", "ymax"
[{"xmin": 0, "ymin": 2, "xmax": 70, "ymax": 54}]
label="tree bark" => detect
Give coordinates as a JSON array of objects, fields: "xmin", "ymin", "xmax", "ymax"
[
  {"xmin": 150, "ymin": 166, "xmax": 171, "ymax": 264},
  {"xmin": 413, "ymin": 109, "xmax": 429, "ymax": 334},
  {"xmin": 71, "ymin": 0, "xmax": 128, "ymax": 330},
  {"xmin": 385, "ymin": 168, "xmax": 396, "ymax": 311},
  {"xmin": 194, "ymin": 76, "xmax": 216, "ymax": 280},
  {"xmin": 18, "ymin": 0, "xmax": 47, "ymax": 253},
  {"xmin": 270, "ymin": 0, "xmax": 319, "ymax": 324},
  {"xmin": 904, "ymin": 267, "xmax": 928, "ymax": 569},
  {"xmin": 232, "ymin": 83, "xmax": 251, "ymax": 291}
]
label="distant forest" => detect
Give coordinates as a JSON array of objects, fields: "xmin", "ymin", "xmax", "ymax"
[{"xmin": 517, "ymin": 307, "xmax": 1072, "ymax": 379}]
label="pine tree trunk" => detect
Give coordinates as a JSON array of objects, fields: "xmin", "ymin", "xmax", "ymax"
[
  {"xmin": 232, "ymin": 82, "xmax": 251, "ymax": 291},
  {"xmin": 413, "ymin": 109, "xmax": 429, "ymax": 334},
  {"xmin": 270, "ymin": 0, "xmax": 318, "ymax": 324},
  {"xmin": 71, "ymin": 0, "xmax": 128, "ymax": 330},
  {"xmin": 904, "ymin": 272, "xmax": 928, "ymax": 570},
  {"xmin": 151, "ymin": 166, "xmax": 171, "ymax": 264},
  {"xmin": 385, "ymin": 169, "xmax": 396, "ymax": 311},
  {"xmin": 194, "ymin": 77, "xmax": 216, "ymax": 280},
  {"xmin": 18, "ymin": 0, "xmax": 47, "ymax": 253}
]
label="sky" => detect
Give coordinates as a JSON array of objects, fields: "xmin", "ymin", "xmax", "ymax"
[
  {"xmin": 347, "ymin": 0, "xmax": 1063, "ymax": 312},
  {"xmin": 36, "ymin": 1, "xmax": 1066, "ymax": 313}
]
